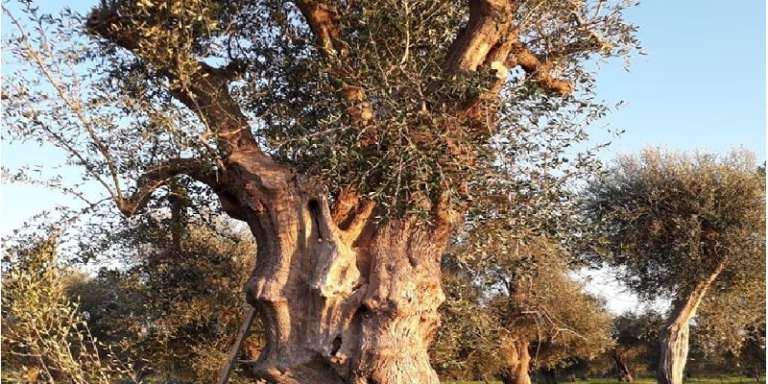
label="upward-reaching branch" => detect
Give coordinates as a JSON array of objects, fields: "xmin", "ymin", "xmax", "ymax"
[
  {"xmin": 295, "ymin": 0, "xmax": 342, "ymax": 55},
  {"xmin": 445, "ymin": 0, "xmax": 573, "ymax": 96},
  {"xmin": 444, "ymin": 0, "xmax": 516, "ymax": 73},
  {"xmin": 86, "ymin": 10, "xmax": 259, "ymax": 157}
]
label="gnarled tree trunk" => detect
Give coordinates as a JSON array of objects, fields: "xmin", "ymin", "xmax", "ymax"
[
  {"xmin": 223, "ymin": 153, "xmax": 450, "ymax": 384},
  {"xmin": 657, "ymin": 263, "xmax": 726, "ymax": 384},
  {"xmin": 499, "ymin": 338, "xmax": 531, "ymax": 384},
  {"xmin": 86, "ymin": 1, "xmax": 576, "ymax": 383}
]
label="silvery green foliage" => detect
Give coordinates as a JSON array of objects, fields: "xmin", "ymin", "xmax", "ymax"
[
  {"xmin": 4, "ymin": 0, "xmax": 639, "ymax": 218},
  {"xmin": 1, "ymin": 238, "xmax": 138, "ymax": 383},
  {"xmin": 585, "ymin": 149, "xmax": 765, "ymax": 300}
]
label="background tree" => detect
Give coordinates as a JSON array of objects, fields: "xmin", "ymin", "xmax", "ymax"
[
  {"xmin": 1, "ymin": 237, "xmax": 137, "ymax": 383},
  {"xmin": 433, "ymin": 224, "xmax": 614, "ymax": 384},
  {"xmin": 429, "ymin": 255, "xmax": 501, "ymax": 382},
  {"xmin": 3, "ymin": 0, "xmax": 638, "ymax": 381},
  {"xmin": 688, "ymin": 275, "xmax": 766, "ymax": 380},
  {"xmin": 585, "ymin": 148, "xmax": 766, "ymax": 384},
  {"xmin": 483, "ymin": 235, "xmax": 614, "ymax": 384},
  {"xmin": 611, "ymin": 310, "xmax": 664, "ymax": 382},
  {"xmin": 67, "ymin": 216, "xmax": 262, "ymax": 383}
]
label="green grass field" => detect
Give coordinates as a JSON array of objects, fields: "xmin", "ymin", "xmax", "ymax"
[{"xmin": 445, "ymin": 377, "xmax": 765, "ymax": 384}]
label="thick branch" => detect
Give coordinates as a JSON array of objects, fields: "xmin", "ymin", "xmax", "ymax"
[
  {"xmin": 295, "ymin": 0, "xmax": 342, "ymax": 55},
  {"xmin": 86, "ymin": 10, "xmax": 259, "ymax": 156},
  {"xmin": 445, "ymin": 0, "xmax": 573, "ymax": 96},
  {"xmin": 444, "ymin": 0, "xmax": 515, "ymax": 73},
  {"xmin": 508, "ymin": 42, "xmax": 573, "ymax": 96},
  {"xmin": 117, "ymin": 158, "xmax": 216, "ymax": 217}
]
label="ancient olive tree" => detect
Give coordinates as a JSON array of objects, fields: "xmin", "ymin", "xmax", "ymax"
[
  {"xmin": 4, "ymin": 0, "xmax": 637, "ymax": 382},
  {"xmin": 585, "ymin": 149, "xmax": 766, "ymax": 384}
]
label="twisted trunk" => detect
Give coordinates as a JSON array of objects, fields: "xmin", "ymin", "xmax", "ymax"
[
  {"xmin": 218, "ymin": 152, "xmax": 449, "ymax": 384},
  {"xmin": 657, "ymin": 262, "xmax": 726, "ymax": 384}
]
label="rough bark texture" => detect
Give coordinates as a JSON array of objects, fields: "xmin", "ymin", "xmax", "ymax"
[
  {"xmin": 499, "ymin": 338, "xmax": 531, "ymax": 384},
  {"xmin": 613, "ymin": 348, "xmax": 633, "ymax": 383},
  {"xmin": 87, "ymin": 1, "xmax": 577, "ymax": 382},
  {"xmin": 657, "ymin": 263, "xmax": 726, "ymax": 384},
  {"xmin": 214, "ymin": 152, "xmax": 450, "ymax": 383}
]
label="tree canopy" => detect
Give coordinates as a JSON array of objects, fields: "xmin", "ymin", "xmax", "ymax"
[
  {"xmin": 585, "ymin": 148, "xmax": 765, "ymax": 300},
  {"xmin": 584, "ymin": 148, "xmax": 765, "ymax": 384},
  {"xmin": 4, "ymin": 0, "xmax": 639, "ymax": 222}
]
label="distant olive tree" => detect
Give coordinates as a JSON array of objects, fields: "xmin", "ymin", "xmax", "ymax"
[
  {"xmin": 585, "ymin": 148, "xmax": 766, "ymax": 384},
  {"xmin": 611, "ymin": 310, "xmax": 664, "ymax": 382},
  {"xmin": 1, "ymin": 237, "xmax": 137, "ymax": 383},
  {"xmin": 67, "ymin": 217, "xmax": 261, "ymax": 383},
  {"xmin": 484, "ymin": 234, "xmax": 614, "ymax": 384},
  {"xmin": 435, "ymin": 226, "xmax": 614, "ymax": 384}
]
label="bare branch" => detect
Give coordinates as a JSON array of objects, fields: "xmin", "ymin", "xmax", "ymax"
[
  {"xmin": 117, "ymin": 158, "xmax": 217, "ymax": 217},
  {"xmin": 508, "ymin": 41, "xmax": 573, "ymax": 96}
]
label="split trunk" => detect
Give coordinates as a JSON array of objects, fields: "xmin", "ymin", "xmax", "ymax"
[{"xmin": 499, "ymin": 338, "xmax": 532, "ymax": 384}]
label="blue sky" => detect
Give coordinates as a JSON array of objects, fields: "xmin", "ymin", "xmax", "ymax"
[
  {"xmin": 592, "ymin": 0, "xmax": 765, "ymax": 160},
  {"xmin": 1, "ymin": 0, "xmax": 765, "ymax": 313}
]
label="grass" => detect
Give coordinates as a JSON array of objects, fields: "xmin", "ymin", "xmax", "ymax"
[{"xmin": 445, "ymin": 377, "xmax": 766, "ymax": 384}]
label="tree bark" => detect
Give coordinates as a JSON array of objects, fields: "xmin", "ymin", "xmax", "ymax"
[
  {"xmin": 86, "ymin": 3, "xmax": 572, "ymax": 383},
  {"xmin": 613, "ymin": 348, "xmax": 633, "ymax": 383},
  {"xmin": 217, "ymin": 153, "xmax": 450, "ymax": 384},
  {"xmin": 657, "ymin": 263, "xmax": 726, "ymax": 384},
  {"xmin": 499, "ymin": 338, "xmax": 531, "ymax": 384}
]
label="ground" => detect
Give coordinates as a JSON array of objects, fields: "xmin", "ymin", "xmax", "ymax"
[{"xmin": 446, "ymin": 377, "xmax": 766, "ymax": 384}]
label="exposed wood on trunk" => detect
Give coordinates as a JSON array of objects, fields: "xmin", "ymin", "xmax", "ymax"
[
  {"xmin": 238, "ymin": 179, "xmax": 448, "ymax": 382},
  {"xmin": 657, "ymin": 262, "xmax": 727, "ymax": 384},
  {"xmin": 499, "ymin": 338, "xmax": 532, "ymax": 384}
]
